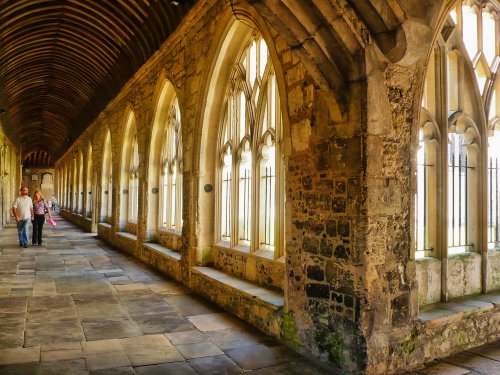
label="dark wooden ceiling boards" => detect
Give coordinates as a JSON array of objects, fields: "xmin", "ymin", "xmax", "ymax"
[
  {"xmin": 23, "ymin": 150, "xmax": 52, "ymax": 168},
  {"xmin": 0, "ymin": 0, "xmax": 193, "ymax": 166}
]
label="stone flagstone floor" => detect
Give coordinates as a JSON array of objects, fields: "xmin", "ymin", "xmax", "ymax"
[{"xmin": 0, "ymin": 214, "xmax": 498, "ymax": 374}]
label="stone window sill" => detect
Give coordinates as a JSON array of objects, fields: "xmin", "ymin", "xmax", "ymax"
[
  {"xmin": 158, "ymin": 228, "xmax": 182, "ymax": 237},
  {"xmin": 214, "ymin": 242, "xmax": 284, "ymax": 266},
  {"xmin": 419, "ymin": 291, "xmax": 500, "ymax": 328}
]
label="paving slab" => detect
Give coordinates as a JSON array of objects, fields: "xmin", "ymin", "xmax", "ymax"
[
  {"xmin": 39, "ymin": 358, "xmax": 89, "ymax": 375},
  {"xmin": 162, "ymin": 294, "xmax": 222, "ymax": 317},
  {"xmin": 81, "ymin": 319, "xmax": 141, "ymax": 341},
  {"xmin": 120, "ymin": 334, "xmax": 184, "ymax": 366},
  {"xmin": 131, "ymin": 313, "xmax": 192, "ymax": 334},
  {"xmin": 225, "ymin": 344, "xmax": 284, "ymax": 370},
  {"xmin": 25, "ymin": 320, "xmax": 85, "ymax": 347},
  {"xmin": 175, "ymin": 341, "xmax": 224, "ymax": 359},
  {"xmin": 188, "ymin": 354, "xmax": 242, "ymax": 375},
  {"xmin": 0, "ymin": 322, "xmax": 25, "ymax": 349},
  {"xmin": 54, "ymin": 274, "xmax": 113, "ymax": 294},
  {"xmin": 188, "ymin": 313, "xmax": 245, "ymax": 332},
  {"xmin": 0, "ymin": 346, "xmax": 40, "ymax": 365},
  {"xmin": 165, "ymin": 330, "xmax": 210, "ymax": 345},
  {"xmin": 85, "ymin": 351, "xmax": 131, "ymax": 371},
  {"xmin": 135, "ymin": 362, "xmax": 197, "ymax": 375}
]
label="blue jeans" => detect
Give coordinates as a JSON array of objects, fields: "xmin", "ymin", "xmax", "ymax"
[{"xmin": 17, "ymin": 219, "xmax": 30, "ymax": 246}]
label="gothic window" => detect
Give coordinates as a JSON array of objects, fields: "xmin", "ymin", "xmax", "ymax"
[
  {"xmin": 160, "ymin": 97, "xmax": 182, "ymax": 231},
  {"xmin": 488, "ymin": 75, "xmax": 500, "ymax": 249},
  {"xmin": 128, "ymin": 135, "xmax": 139, "ymax": 222},
  {"xmin": 63, "ymin": 165, "xmax": 68, "ymax": 209},
  {"xmin": 101, "ymin": 131, "xmax": 112, "ymax": 223},
  {"xmin": 415, "ymin": 121, "xmax": 439, "ymax": 259},
  {"xmin": 66, "ymin": 164, "xmax": 71, "ymax": 210},
  {"xmin": 119, "ymin": 111, "xmax": 139, "ymax": 228},
  {"xmin": 447, "ymin": 131, "xmax": 473, "ymax": 254},
  {"xmin": 415, "ymin": 0, "xmax": 500, "ymax": 303},
  {"xmin": 77, "ymin": 150, "xmax": 83, "ymax": 214},
  {"xmin": 488, "ymin": 130, "xmax": 500, "ymax": 249},
  {"xmin": 72, "ymin": 158, "xmax": 77, "ymax": 213},
  {"xmin": 217, "ymin": 34, "xmax": 283, "ymax": 256},
  {"xmin": 86, "ymin": 142, "xmax": 93, "ymax": 219}
]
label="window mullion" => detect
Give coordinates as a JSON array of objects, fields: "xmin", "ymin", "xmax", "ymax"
[
  {"xmin": 495, "ymin": 158, "xmax": 500, "ymax": 247},
  {"xmin": 232, "ymin": 148, "xmax": 238, "ymax": 248}
]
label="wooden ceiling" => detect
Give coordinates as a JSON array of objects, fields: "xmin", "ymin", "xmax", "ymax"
[
  {"xmin": 23, "ymin": 151, "xmax": 53, "ymax": 168},
  {"xmin": 0, "ymin": 0, "xmax": 193, "ymax": 166}
]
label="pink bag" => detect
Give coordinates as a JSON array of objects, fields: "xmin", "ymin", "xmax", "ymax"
[{"xmin": 48, "ymin": 217, "xmax": 57, "ymax": 227}]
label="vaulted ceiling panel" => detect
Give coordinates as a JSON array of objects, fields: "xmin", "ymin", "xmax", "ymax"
[{"xmin": 0, "ymin": 0, "xmax": 193, "ymax": 165}]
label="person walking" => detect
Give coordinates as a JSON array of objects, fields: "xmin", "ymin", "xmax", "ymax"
[
  {"xmin": 12, "ymin": 186, "xmax": 34, "ymax": 248},
  {"xmin": 32, "ymin": 191, "xmax": 52, "ymax": 246},
  {"xmin": 50, "ymin": 195, "xmax": 57, "ymax": 212}
]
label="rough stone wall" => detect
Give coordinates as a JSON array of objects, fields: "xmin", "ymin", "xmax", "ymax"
[
  {"xmin": 416, "ymin": 258, "xmax": 442, "ymax": 305},
  {"xmin": 137, "ymin": 244, "xmax": 182, "ymax": 282},
  {"xmin": 212, "ymin": 247, "xmax": 285, "ymax": 290},
  {"xmin": 22, "ymin": 168, "xmax": 54, "ymax": 199},
  {"xmin": 421, "ymin": 307, "xmax": 500, "ymax": 361},
  {"xmin": 155, "ymin": 231, "xmax": 182, "ymax": 251},
  {"xmin": 488, "ymin": 251, "xmax": 500, "ymax": 290},
  {"xmin": 447, "ymin": 253, "xmax": 482, "ymax": 299},
  {"xmin": 363, "ymin": 60, "xmax": 422, "ymax": 374},
  {"xmin": 60, "ymin": 209, "xmax": 92, "ymax": 232},
  {"xmin": 284, "ymin": 63, "xmax": 367, "ymax": 373}
]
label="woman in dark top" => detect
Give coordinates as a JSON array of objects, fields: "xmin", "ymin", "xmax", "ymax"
[{"xmin": 32, "ymin": 191, "xmax": 53, "ymax": 246}]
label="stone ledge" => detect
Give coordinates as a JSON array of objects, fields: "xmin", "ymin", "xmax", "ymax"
[
  {"xmin": 419, "ymin": 291, "xmax": 500, "ymax": 328},
  {"xmin": 116, "ymin": 232, "xmax": 138, "ymax": 241},
  {"xmin": 137, "ymin": 243, "xmax": 182, "ymax": 282},
  {"xmin": 192, "ymin": 266, "xmax": 284, "ymax": 309},
  {"xmin": 142, "ymin": 242, "xmax": 181, "ymax": 261},
  {"xmin": 97, "ymin": 223, "xmax": 112, "ymax": 229},
  {"xmin": 190, "ymin": 266, "xmax": 284, "ymax": 337}
]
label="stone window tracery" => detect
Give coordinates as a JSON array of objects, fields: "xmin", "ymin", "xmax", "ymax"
[
  {"xmin": 77, "ymin": 149, "xmax": 83, "ymax": 214},
  {"xmin": 160, "ymin": 97, "xmax": 182, "ymax": 231},
  {"xmin": 447, "ymin": 127, "xmax": 477, "ymax": 254},
  {"xmin": 86, "ymin": 142, "xmax": 93, "ymax": 219},
  {"xmin": 101, "ymin": 131, "xmax": 112, "ymax": 224},
  {"xmin": 488, "ymin": 128, "xmax": 500, "ymax": 249},
  {"xmin": 217, "ymin": 34, "xmax": 284, "ymax": 256},
  {"xmin": 415, "ymin": 119, "xmax": 439, "ymax": 259},
  {"xmin": 416, "ymin": 0, "xmax": 500, "ymax": 303},
  {"xmin": 128, "ymin": 135, "xmax": 139, "ymax": 222},
  {"xmin": 72, "ymin": 158, "xmax": 77, "ymax": 213}
]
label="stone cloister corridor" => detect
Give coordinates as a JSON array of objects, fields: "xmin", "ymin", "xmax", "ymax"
[{"xmin": 1, "ymin": 0, "xmax": 500, "ymax": 373}]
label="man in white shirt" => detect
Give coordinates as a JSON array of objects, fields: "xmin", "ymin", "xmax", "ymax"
[{"xmin": 12, "ymin": 186, "xmax": 34, "ymax": 248}]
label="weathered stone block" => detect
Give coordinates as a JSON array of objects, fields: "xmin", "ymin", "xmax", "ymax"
[
  {"xmin": 306, "ymin": 284, "xmax": 330, "ymax": 299},
  {"xmin": 307, "ymin": 266, "xmax": 325, "ymax": 281}
]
